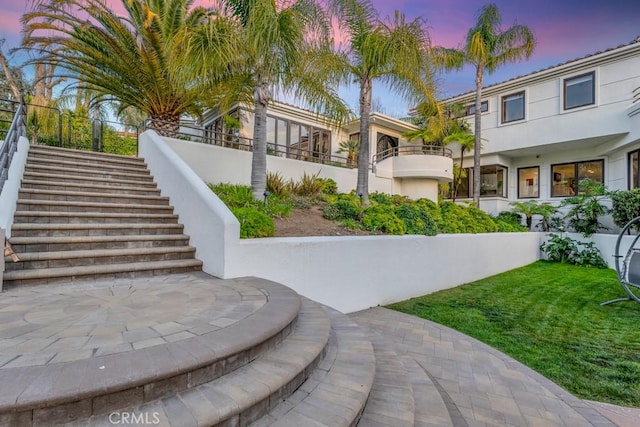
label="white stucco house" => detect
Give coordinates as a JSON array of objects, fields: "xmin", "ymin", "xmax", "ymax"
[
  {"xmin": 445, "ymin": 37, "xmax": 640, "ymax": 214},
  {"xmin": 199, "ymin": 101, "xmax": 454, "ymax": 202},
  {"xmin": 190, "ymin": 38, "xmax": 640, "ymax": 211}
]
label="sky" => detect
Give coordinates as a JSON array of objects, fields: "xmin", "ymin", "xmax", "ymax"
[{"xmin": 1, "ymin": 0, "xmax": 640, "ymax": 117}]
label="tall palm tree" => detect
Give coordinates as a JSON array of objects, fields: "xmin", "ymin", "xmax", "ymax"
[
  {"xmin": 21, "ymin": 0, "xmax": 238, "ymax": 136},
  {"xmin": 434, "ymin": 3, "xmax": 535, "ymax": 205},
  {"xmin": 198, "ymin": 0, "xmax": 351, "ymax": 200},
  {"xmin": 443, "ymin": 130, "xmax": 474, "ymax": 201},
  {"xmin": 329, "ymin": 0, "xmax": 434, "ymax": 204}
]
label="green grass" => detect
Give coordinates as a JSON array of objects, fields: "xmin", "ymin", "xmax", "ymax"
[{"xmin": 388, "ymin": 261, "xmax": 640, "ymax": 407}]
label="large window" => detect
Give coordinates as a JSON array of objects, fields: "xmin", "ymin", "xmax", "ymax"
[
  {"xmin": 518, "ymin": 167, "xmax": 539, "ymax": 199},
  {"xmin": 501, "ymin": 91, "xmax": 525, "ymax": 123},
  {"xmin": 265, "ymin": 115, "xmax": 330, "ymax": 160},
  {"xmin": 629, "ymin": 150, "xmax": 640, "ymax": 189},
  {"xmin": 465, "ymin": 101, "xmax": 488, "ymax": 116},
  {"xmin": 551, "ymin": 160, "xmax": 604, "ymax": 197},
  {"xmin": 448, "ymin": 165, "xmax": 507, "ymax": 199},
  {"xmin": 564, "ymin": 72, "xmax": 595, "ymax": 110}
]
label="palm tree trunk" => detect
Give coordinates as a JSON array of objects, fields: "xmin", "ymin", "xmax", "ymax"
[
  {"xmin": 148, "ymin": 113, "xmax": 180, "ymax": 138},
  {"xmin": 357, "ymin": 77, "xmax": 372, "ymax": 205},
  {"xmin": 453, "ymin": 147, "xmax": 466, "ymax": 202},
  {"xmin": 251, "ymin": 78, "xmax": 270, "ymax": 200},
  {"xmin": 472, "ymin": 65, "xmax": 483, "ymax": 206}
]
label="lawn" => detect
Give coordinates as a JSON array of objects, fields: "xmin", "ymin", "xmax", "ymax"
[{"xmin": 388, "ymin": 261, "xmax": 640, "ymax": 407}]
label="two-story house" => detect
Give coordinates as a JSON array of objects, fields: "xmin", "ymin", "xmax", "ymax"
[{"xmin": 445, "ymin": 38, "xmax": 640, "ymax": 214}]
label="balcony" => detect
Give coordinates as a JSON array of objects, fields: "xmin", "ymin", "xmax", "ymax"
[{"xmin": 372, "ymin": 145, "xmax": 454, "ymax": 182}]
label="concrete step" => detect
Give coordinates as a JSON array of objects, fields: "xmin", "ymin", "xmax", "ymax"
[
  {"xmin": 22, "ymin": 171, "xmax": 158, "ymax": 188},
  {"xmin": 18, "ymin": 188, "xmax": 170, "ymax": 206},
  {"xmin": 15, "ymin": 199, "xmax": 175, "ymax": 214},
  {"xmin": 24, "ymin": 164, "xmax": 154, "ymax": 182},
  {"xmin": 357, "ymin": 341, "xmax": 415, "ymax": 427},
  {"xmin": 10, "ymin": 223, "xmax": 184, "ymax": 238},
  {"xmin": 8, "ymin": 234, "xmax": 192, "ymax": 252},
  {"xmin": 2, "ymin": 258, "xmax": 204, "ymax": 287},
  {"xmin": 28, "ymin": 146, "xmax": 145, "ymax": 168},
  {"xmin": 12, "ymin": 211, "xmax": 180, "ymax": 224},
  {"xmin": 0, "ymin": 277, "xmax": 302, "ymax": 426},
  {"xmin": 250, "ymin": 304, "xmax": 376, "ymax": 427},
  {"xmin": 67, "ymin": 299, "xmax": 373, "ymax": 427},
  {"xmin": 4, "ymin": 246, "xmax": 197, "ymax": 271},
  {"xmin": 20, "ymin": 179, "xmax": 162, "ymax": 196},
  {"xmin": 27, "ymin": 157, "xmax": 151, "ymax": 176}
]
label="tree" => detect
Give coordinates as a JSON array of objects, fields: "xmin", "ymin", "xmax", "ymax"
[
  {"xmin": 0, "ymin": 40, "xmax": 22, "ymax": 100},
  {"xmin": 434, "ymin": 3, "xmax": 535, "ymax": 206},
  {"xmin": 329, "ymin": 0, "xmax": 434, "ymax": 204},
  {"xmin": 443, "ymin": 130, "xmax": 474, "ymax": 201},
  {"xmin": 21, "ymin": 0, "xmax": 238, "ymax": 136},
  {"xmin": 201, "ymin": 0, "xmax": 351, "ymax": 200}
]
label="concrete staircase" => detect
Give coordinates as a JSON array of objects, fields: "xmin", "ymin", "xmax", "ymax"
[{"xmin": 3, "ymin": 145, "xmax": 202, "ymax": 287}]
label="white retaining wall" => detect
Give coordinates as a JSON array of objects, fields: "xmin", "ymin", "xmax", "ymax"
[{"xmin": 142, "ymin": 132, "xmax": 543, "ymax": 313}]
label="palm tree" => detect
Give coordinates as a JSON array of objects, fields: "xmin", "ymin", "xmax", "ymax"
[
  {"xmin": 443, "ymin": 130, "xmax": 474, "ymax": 201},
  {"xmin": 434, "ymin": 3, "xmax": 535, "ymax": 206},
  {"xmin": 329, "ymin": 0, "xmax": 434, "ymax": 204},
  {"xmin": 21, "ymin": 0, "xmax": 238, "ymax": 136},
  {"xmin": 204, "ymin": 0, "xmax": 351, "ymax": 200}
]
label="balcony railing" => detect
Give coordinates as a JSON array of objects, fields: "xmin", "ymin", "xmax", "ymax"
[
  {"xmin": 633, "ymin": 87, "xmax": 640, "ymax": 105},
  {"xmin": 144, "ymin": 119, "xmax": 355, "ymax": 169},
  {"xmin": 372, "ymin": 145, "xmax": 453, "ymax": 165}
]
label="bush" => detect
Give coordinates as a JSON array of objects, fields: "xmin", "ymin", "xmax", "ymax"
[
  {"xmin": 467, "ymin": 206, "xmax": 499, "ymax": 233},
  {"xmin": 394, "ymin": 203, "xmax": 438, "ymax": 236},
  {"xmin": 540, "ymin": 233, "xmax": 608, "ymax": 268},
  {"xmin": 494, "ymin": 211, "xmax": 528, "ymax": 232},
  {"xmin": 266, "ymin": 171, "xmax": 290, "ymax": 197},
  {"xmin": 610, "ymin": 188, "xmax": 640, "ymax": 230},
  {"xmin": 292, "ymin": 171, "xmax": 325, "ymax": 196},
  {"xmin": 231, "ymin": 207, "xmax": 275, "ymax": 238},
  {"xmin": 209, "ymin": 183, "xmax": 254, "ymax": 207},
  {"xmin": 361, "ymin": 205, "xmax": 405, "ymax": 234},
  {"xmin": 323, "ymin": 194, "xmax": 363, "ymax": 221},
  {"xmin": 320, "ymin": 178, "xmax": 338, "ymax": 195},
  {"xmin": 561, "ymin": 179, "xmax": 609, "ymax": 237}
]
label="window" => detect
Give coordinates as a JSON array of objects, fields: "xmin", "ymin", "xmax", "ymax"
[
  {"xmin": 518, "ymin": 167, "xmax": 539, "ymax": 198},
  {"xmin": 480, "ymin": 165, "xmax": 507, "ymax": 197},
  {"xmin": 629, "ymin": 150, "xmax": 640, "ymax": 189},
  {"xmin": 447, "ymin": 165, "xmax": 507, "ymax": 199},
  {"xmin": 551, "ymin": 160, "xmax": 604, "ymax": 197},
  {"xmin": 564, "ymin": 72, "xmax": 595, "ymax": 110},
  {"xmin": 501, "ymin": 91, "xmax": 525, "ymax": 123},
  {"xmin": 264, "ymin": 115, "xmax": 330, "ymax": 160},
  {"xmin": 465, "ymin": 100, "xmax": 488, "ymax": 116}
]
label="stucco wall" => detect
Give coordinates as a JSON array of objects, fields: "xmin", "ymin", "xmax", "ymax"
[
  {"xmin": 225, "ymin": 232, "xmax": 541, "ymax": 313},
  {"xmin": 145, "ymin": 132, "xmax": 543, "ymax": 313}
]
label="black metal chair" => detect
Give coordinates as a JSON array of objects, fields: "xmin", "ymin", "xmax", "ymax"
[{"xmin": 602, "ymin": 216, "xmax": 640, "ymax": 305}]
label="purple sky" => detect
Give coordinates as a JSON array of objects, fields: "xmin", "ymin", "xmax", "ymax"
[{"xmin": 1, "ymin": 0, "xmax": 639, "ymax": 116}]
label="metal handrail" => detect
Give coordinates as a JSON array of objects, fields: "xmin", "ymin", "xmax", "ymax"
[
  {"xmin": 633, "ymin": 86, "xmax": 640, "ymax": 105},
  {"xmin": 0, "ymin": 98, "xmax": 26, "ymax": 193},
  {"xmin": 144, "ymin": 119, "xmax": 356, "ymax": 169},
  {"xmin": 372, "ymin": 144, "xmax": 453, "ymax": 164}
]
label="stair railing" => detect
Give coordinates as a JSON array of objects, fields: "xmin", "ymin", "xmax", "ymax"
[{"xmin": 0, "ymin": 97, "xmax": 26, "ymax": 194}]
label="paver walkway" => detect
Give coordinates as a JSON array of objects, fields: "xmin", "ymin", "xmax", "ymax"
[{"xmin": 351, "ymin": 307, "xmax": 637, "ymax": 427}]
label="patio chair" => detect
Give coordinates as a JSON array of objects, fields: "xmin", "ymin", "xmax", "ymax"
[{"xmin": 602, "ymin": 216, "xmax": 640, "ymax": 305}]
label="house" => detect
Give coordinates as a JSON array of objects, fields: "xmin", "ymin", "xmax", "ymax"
[
  {"xmin": 444, "ymin": 38, "xmax": 640, "ymax": 215},
  {"xmin": 200, "ymin": 101, "xmax": 453, "ymax": 202}
]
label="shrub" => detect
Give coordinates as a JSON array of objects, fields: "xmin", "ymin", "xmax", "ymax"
[
  {"xmin": 467, "ymin": 206, "xmax": 499, "ymax": 233},
  {"xmin": 394, "ymin": 203, "xmax": 438, "ymax": 236},
  {"xmin": 361, "ymin": 205, "xmax": 405, "ymax": 234},
  {"xmin": 292, "ymin": 171, "xmax": 325, "ymax": 196},
  {"xmin": 494, "ymin": 211, "xmax": 528, "ymax": 232},
  {"xmin": 262, "ymin": 195, "xmax": 293, "ymax": 217},
  {"xmin": 561, "ymin": 179, "xmax": 609, "ymax": 237},
  {"xmin": 323, "ymin": 194, "xmax": 363, "ymax": 221},
  {"xmin": 341, "ymin": 218, "xmax": 360, "ymax": 230},
  {"xmin": 209, "ymin": 183, "xmax": 254, "ymax": 208},
  {"xmin": 540, "ymin": 233, "xmax": 608, "ymax": 268},
  {"xmin": 610, "ymin": 188, "xmax": 640, "ymax": 230},
  {"xmin": 320, "ymin": 178, "xmax": 338, "ymax": 195},
  {"xmin": 266, "ymin": 171, "xmax": 290, "ymax": 197},
  {"xmin": 231, "ymin": 207, "xmax": 275, "ymax": 238}
]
